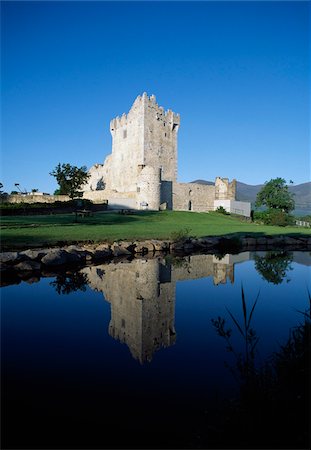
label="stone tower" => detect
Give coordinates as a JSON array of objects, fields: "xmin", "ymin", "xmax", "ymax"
[{"xmin": 108, "ymin": 93, "xmax": 180, "ymax": 208}]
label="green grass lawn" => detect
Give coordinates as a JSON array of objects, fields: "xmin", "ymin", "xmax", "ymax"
[{"xmin": 1, "ymin": 210, "xmax": 310, "ymax": 249}]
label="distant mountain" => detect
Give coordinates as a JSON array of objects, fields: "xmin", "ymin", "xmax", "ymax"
[
  {"xmin": 191, "ymin": 179, "xmax": 215, "ymax": 186},
  {"xmin": 191, "ymin": 180, "xmax": 311, "ymax": 215}
]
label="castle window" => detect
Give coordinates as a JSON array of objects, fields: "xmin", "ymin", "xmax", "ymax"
[
  {"xmin": 137, "ymin": 187, "xmax": 140, "ymax": 193},
  {"xmin": 165, "ymin": 133, "xmax": 167, "ymax": 137},
  {"xmin": 122, "ymin": 319, "xmax": 126, "ymax": 328},
  {"xmin": 123, "ymin": 129, "xmax": 127, "ymax": 139}
]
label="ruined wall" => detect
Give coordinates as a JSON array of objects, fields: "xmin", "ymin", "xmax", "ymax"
[
  {"xmin": 215, "ymin": 177, "xmax": 236, "ymax": 200},
  {"xmin": 82, "ymin": 163, "xmax": 107, "ymax": 192},
  {"xmin": 173, "ymin": 182, "xmax": 215, "ymax": 212}
]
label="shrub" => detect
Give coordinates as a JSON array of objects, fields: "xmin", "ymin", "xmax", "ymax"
[
  {"xmin": 170, "ymin": 227, "xmax": 192, "ymax": 242},
  {"xmin": 216, "ymin": 206, "xmax": 229, "ymax": 215},
  {"xmin": 254, "ymin": 209, "xmax": 294, "ymax": 227}
]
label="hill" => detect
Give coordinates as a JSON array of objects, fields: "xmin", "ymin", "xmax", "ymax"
[{"xmin": 191, "ymin": 180, "xmax": 311, "ymax": 216}]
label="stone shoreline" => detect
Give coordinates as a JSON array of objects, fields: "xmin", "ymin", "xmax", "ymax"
[{"xmin": 1, "ymin": 235, "xmax": 310, "ymax": 275}]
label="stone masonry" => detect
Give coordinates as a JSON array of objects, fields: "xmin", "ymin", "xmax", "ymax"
[{"xmin": 82, "ymin": 93, "xmax": 249, "ymax": 215}]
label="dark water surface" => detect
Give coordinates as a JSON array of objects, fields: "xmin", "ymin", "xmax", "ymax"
[{"xmin": 1, "ymin": 251, "xmax": 310, "ymax": 449}]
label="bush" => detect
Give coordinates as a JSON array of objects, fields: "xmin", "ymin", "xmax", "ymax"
[
  {"xmin": 254, "ymin": 209, "xmax": 295, "ymax": 226},
  {"xmin": 216, "ymin": 206, "xmax": 229, "ymax": 215},
  {"xmin": 170, "ymin": 227, "xmax": 192, "ymax": 242}
]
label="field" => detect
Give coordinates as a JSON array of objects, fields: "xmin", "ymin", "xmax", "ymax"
[{"xmin": 1, "ymin": 210, "xmax": 310, "ymax": 250}]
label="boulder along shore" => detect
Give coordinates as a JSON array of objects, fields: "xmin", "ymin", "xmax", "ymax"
[{"xmin": 1, "ymin": 235, "xmax": 310, "ymax": 276}]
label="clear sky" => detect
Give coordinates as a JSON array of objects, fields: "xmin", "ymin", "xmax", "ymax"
[{"xmin": 1, "ymin": 1, "xmax": 310, "ymax": 194}]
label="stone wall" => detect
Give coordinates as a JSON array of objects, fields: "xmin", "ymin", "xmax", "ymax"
[
  {"xmin": 173, "ymin": 182, "xmax": 215, "ymax": 211},
  {"xmin": 1, "ymin": 194, "xmax": 70, "ymax": 204},
  {"xmin": 215, "ymin": 177, "xmax": 236, "ymax": 200}
]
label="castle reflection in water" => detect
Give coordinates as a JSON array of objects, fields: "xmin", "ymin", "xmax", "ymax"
[{"xmin": 81, "ymin": 252, "xmax": 251, "ymax": 363}]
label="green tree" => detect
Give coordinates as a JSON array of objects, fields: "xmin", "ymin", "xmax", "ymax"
[
  {"xmin": 255, "ymin": 178, "xmax": 295, "ymax": 213},
  {"xmin": 50, "ymin": 163, "xmax": 90, "ymax": 200}
]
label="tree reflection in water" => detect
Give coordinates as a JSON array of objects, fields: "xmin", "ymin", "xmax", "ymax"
[
  {"xmin": 210, "ymin": 288, "xmax": 310, "ymax": 448},
  {"xmin": 254, "ymin": 250, "xmax": 293, "ymax": 284},
  {"xmin": 50, "ymin": 271, "xmax": 88, "ymax": 295}
]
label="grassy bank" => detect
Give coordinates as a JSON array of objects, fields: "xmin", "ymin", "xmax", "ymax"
[{"xmin": 1, "ymin": 210, "xmax": 310, "ymax": 249}]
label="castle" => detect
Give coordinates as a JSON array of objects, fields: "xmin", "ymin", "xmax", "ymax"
[{"xmin": 82, "ymin": 93, "xmax": 250, "ymax": 216}]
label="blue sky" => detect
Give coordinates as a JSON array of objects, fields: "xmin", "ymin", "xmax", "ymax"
[{"xmin": 1, "ymin": 1, "xmax": 310, "ymax": 194}]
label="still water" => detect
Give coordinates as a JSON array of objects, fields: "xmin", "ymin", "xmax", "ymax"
[{"xmin": 1, "ymin": 251, "xmax": 310, "ymax": 449}]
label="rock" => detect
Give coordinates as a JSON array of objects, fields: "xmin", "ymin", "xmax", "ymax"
[
  {"xmin": 20, "ymin": 249, "xmax": 48, "ymax": 261},
  {"xmin": 183, "ymin": 243, "xmax": 194, "ymax": 252},
  {"xmin": 283, "ymin": 236, "xmax": 302, "ymax": 246},
  {"xmin": 0, "ymin": 262, "xmax": 10, "ymax": 272},
  {"xmin": 95, "ymin": 243, "xmax": 112, "ymax": 251},
  {"xmin": 295, "ymin": 237, "xmax": 308, "ymax": 246},
  {"xmin": 256, "ymin": 237, "xmax": 268, "ymax": 246},
  {"xmin": 66, "ymin": 245, "xmax": 86, "ymax": 253},
  {"xmin": 0, "ymin": 252, "xmax": 20, "ymax": 264},
  {"xmin": 41, "ymin": 249, "xmax": 73, "ymax": 266},
  {"xmin": 242, "ymin": 237, "xmax": 257, "ymax": 247},
  {"xmin": 150, "ymin": 240, "xmax": 169, "ymax": 252},
  {"xmin": 197, "ymin": 237, "xmax": 220, "ymax": 248},
  {"xmin": 269, "ymin": 237, "xmax": 285, "ymax": 246},
  {"xmin": 66, "ymin": 245, "xmax": 93, "ymax": 261},
  {"xmin": 134, "ymin": 241, "xmax": 155, "ymax": 254},
  {"xmin": 15, "ymin": 260, "xmax": 41, "ymax": 271},
  {"xmin": 112, "ymin": 245, "xmax": 132, "ymax": 257},
  {"xmin": 170, "ymin": 242, "xmax": 185, "ymax": 252},
  {"xmin": 112, "ymin": 241, "xmax": 135, "ymax": 254},
  {"xmin": 155, "ymin": 241, "xmax": 170, "ymax": 252},
  {"xmin": 89, "ymin": 249, "xmax": 112, "ymax": 261}
]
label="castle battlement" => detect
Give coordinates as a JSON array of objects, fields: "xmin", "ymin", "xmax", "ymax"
[{"xmin": 110, "ymin": 93, "xmax": 180, "ymax": 132}]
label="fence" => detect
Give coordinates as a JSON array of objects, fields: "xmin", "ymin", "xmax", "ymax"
[{"xmin": 295, "ymin": 220, "xmax": 310, "ymax": 228}]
